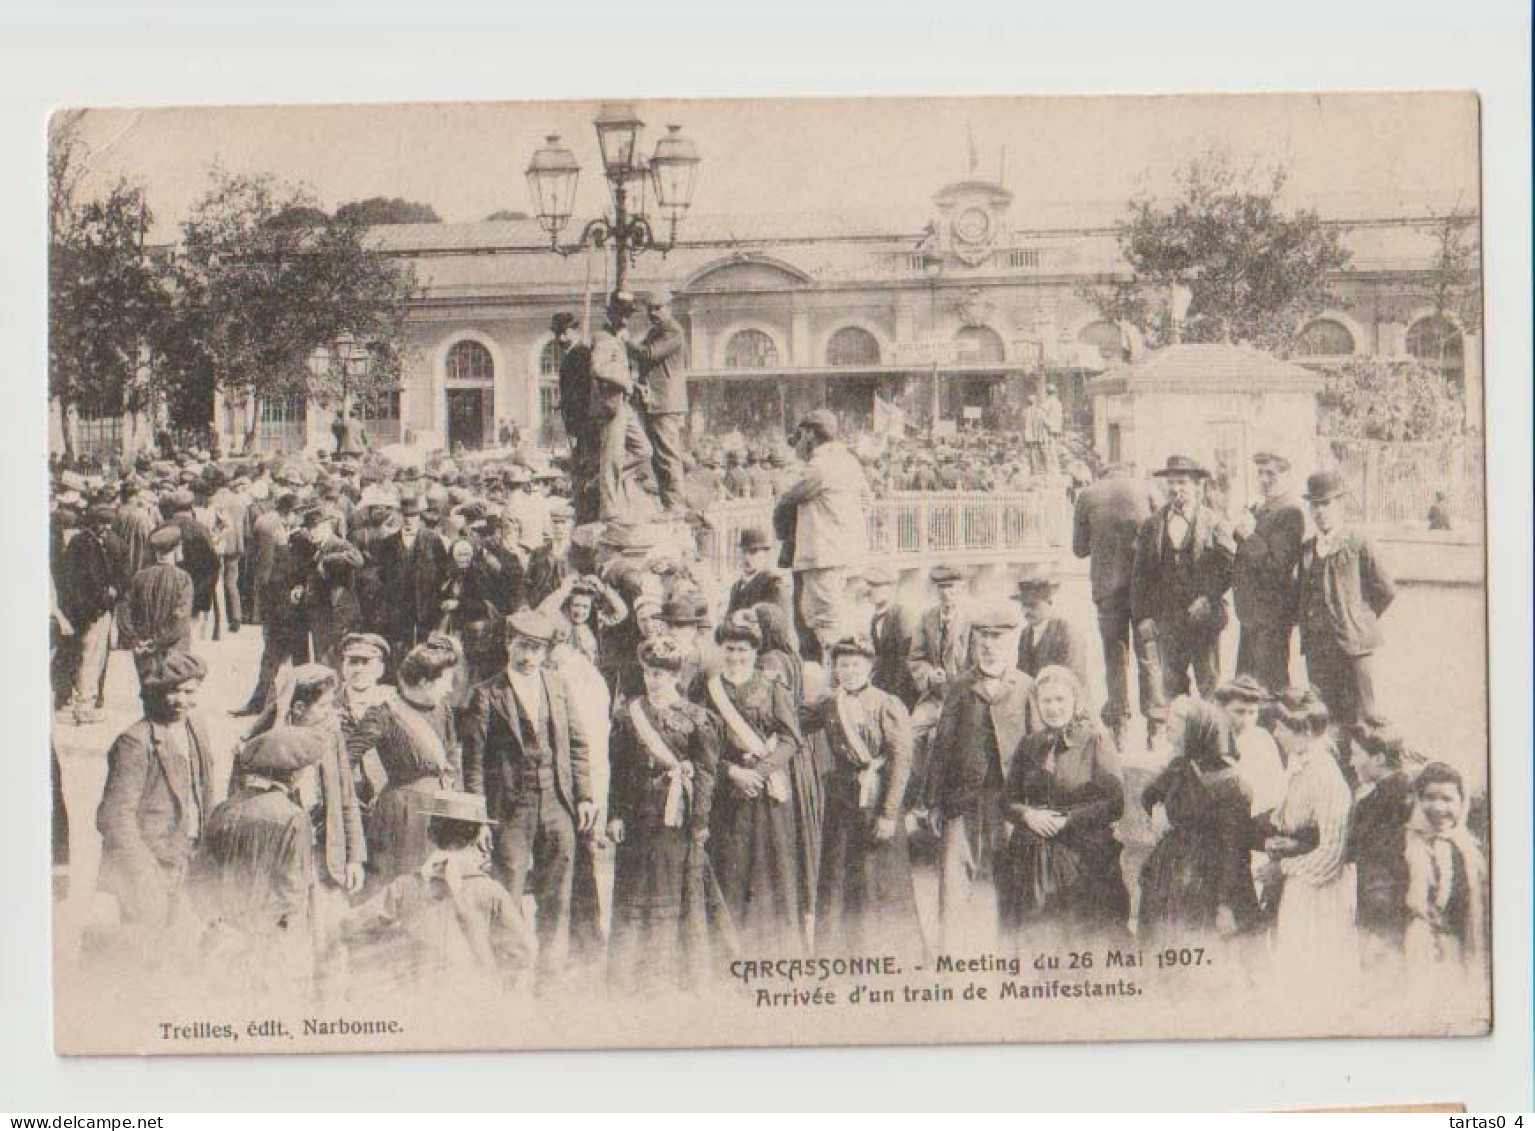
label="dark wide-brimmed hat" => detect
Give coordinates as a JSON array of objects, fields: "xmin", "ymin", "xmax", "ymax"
[
  {"xmin": 1151, "ymin": 454, "xmax": 1210, "ymax": 480},
  {"xmin": 661, "ymin": 590, "xmax": 711, "ymax": 626},
  {"xmin": 1012, "ymin": 563, "xmax": 1061, "ymax": 600},
  {"xmin": 738, "ymin": 526, "xmax": 774, "ymax": 552},
  {"xmin": 1303, "ymin": 470, "xmax": 1350, "ymax": 503},
  {"xmin": 550, "ymin": 311, "xmax": 579, "ymax": 336}
]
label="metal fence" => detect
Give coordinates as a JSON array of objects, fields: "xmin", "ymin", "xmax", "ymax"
[
  {"xmin": 1315, "ymin": 437, "xmax": 1484, "ymax": 528},
  {"xmin": 700, "ymin": 489, "xmax": 1072, "ymax": 579}
]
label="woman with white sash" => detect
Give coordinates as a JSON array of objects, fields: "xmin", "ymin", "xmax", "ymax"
[
  {"xmin": 693, "ymin": 611, "xmax": 806, "ymax": 954},
  {"xmin": 805, "ymin": 635, "xmax": 924, "ymax": 960},
  {"xmin": 607, "ymin": 636, "xmax": 725, "ymax": 993},
  {"xmin": 345, "ymin": 638, "xmax": 463, "ymax": 883}
]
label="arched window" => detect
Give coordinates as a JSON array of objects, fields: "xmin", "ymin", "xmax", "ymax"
[
  {"xmin": 955, "ymin": 325, "xmax": 1006, "ymax": 366},
  {"xmin": 538, "ymin": 338, "xmax": 560, "ymax": 378},
  {"xmin": 1296, "ymin": 318, "xmax": 1356, "ymax": 358},
  {"xmin": 1077, "ymin": 319, "xmax": 1130, "ymax": 365},
  {"xmin": 826, "ymin": 326, "xmax": 881, "ymax": 367},
  {"xmin": 724, "ymin": 328, "xmax": 779, "ymax": 369},
  {"xmin": 446, "ymin": 339, "xmax": 495, "ymax": 383},
  {"xmin": 1406, "ymin": 315, "xmax": 1465, "ymax": 387}
]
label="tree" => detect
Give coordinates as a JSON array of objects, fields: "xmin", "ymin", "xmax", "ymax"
[
  {"xmin": 1422, "ymin": 208, "xmax": 1482, "ymax": 336},
  {"xmin": 159, "ymin": 169, "xmax": 418, "ymax": 448},
  {"xmin": 1317, "ymin": 356, "xmax": 1465, "ymax": 442},
  {"xmin": 333, "ymin": 196, "xmax": 441, "ymax": 226},
  {"xmin": 483, "ymin": 209, "xmax": 529, "ymax": 222},
  {"xmin": 48, "ymin": 111, "xmax": 169, "ymax": 458},
  {"xmin": 1084, "ymin": 151, "xmax": 1353, "ymax": 353}
]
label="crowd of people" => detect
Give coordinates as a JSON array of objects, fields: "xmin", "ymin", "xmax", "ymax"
[{"xmin": 48, "ymin": 287, "xmax": 1486, "ymax": 1010}]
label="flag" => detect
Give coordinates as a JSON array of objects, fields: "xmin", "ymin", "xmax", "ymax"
[{"xmin": 873, "ymin": 395, "xmax": 907, "ymax": 438}]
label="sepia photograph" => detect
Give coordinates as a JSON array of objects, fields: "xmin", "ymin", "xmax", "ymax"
[{"xmin": 44, "ymin": 90, "xmax": 1492, "ymax": 1056}]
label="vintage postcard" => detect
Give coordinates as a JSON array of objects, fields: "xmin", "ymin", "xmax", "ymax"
[{"xmin": 47, "ymin": 91, "xmax": 1490, "ymax": 1055}]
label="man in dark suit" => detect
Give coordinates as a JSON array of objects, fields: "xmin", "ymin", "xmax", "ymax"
[
  {"xmin": 1232, "ymin": 449, "xmax": 1305, "ymax": 692},
  {"xmin": 1073, "ymin": 462, "xmax": 1164, "ymax": 746},
  {"xmin": 907, "ymin": 563, "xmax": 973, "ymax": 703},
  {"xmin": 461, "ymin": 610, "xmax": 596, "ymax": 987},
  {"xmin": 375, "ymin": 495, "xmax": 448, "ymax": 662},
  {"xmin": 1130, "ymin": 455, "xmax": 1235, "ymax": 704},
  {"xmin": 626, "ymin": 289, "xmax": 689, "ymax": 514},
  {"xmin": 859, "ymin": 564, "xmax": 917, "ymax": 708},
  {"xmin": 725, "ymin": 526, "xmax": 794, "ymax": 624},
  {"xmin": 1011, "ymin": 564, "xmax": 1093, "ymax": 694},
  {"xmin": 58, "ymin": 504, "xmax": 120, "ymax": 721}
]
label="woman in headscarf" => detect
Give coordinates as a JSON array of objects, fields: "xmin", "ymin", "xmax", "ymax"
[
  {"xmin": 1136, "ymin": 699, "xmax": 1261, "ymax": 944},
  {"xmin": 694, "ymin": 610, "xmax": 805, "ymax": 954},
  {"xmin": 752, "ymin": 599, "xmax": 828, "ymax": 940},
  {"xmin": 1403, "ymin": 761, "xmax": 1487, "ymax": 977},
  {"xmin": 343, "ymin": 638, "xmax": 462, "ymax": 884},
  {"xmin": 607, "ymin": 636, "xmax": 726, "ymax": 994},
  {"xmin": 435, "ymin": 537, "xmax": 501, "ymax": 709},
  {"xmin": 999, "ymin": 664, "xmax": 1130, "ymax": 948}
]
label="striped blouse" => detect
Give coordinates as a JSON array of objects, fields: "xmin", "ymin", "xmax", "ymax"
[{"xmin": 1274, "ymin": 740, "xmax": 1353, "ymax": 888}]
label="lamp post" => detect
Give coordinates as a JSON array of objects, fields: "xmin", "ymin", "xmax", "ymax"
[
  {"xmin": 923, "ymin": 250, "xmax": 944, "ymax": 430},
  {"xmin": 525, "ymin": 102, "xmax": 701, "ymax": 294}
]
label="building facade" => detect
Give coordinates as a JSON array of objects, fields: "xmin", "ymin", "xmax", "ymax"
[{"xmin": 58, "ymin": 176, "xmax": 1483, "ymax": 462}]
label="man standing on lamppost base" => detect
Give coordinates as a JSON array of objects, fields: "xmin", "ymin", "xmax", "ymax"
[
  {"xmin": 625, "ymin": 288, "xmax": 689, "ymax": 515},
  {"xmin": 587, "ymin": 291, "xmax": 656, "ymax": 524}
]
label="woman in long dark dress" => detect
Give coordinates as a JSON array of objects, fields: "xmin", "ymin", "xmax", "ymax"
[
  {"xmin": 807, "ymin": 635, "xmax": 924, "ymax": 961},
  {"xmin": 607, "ymin": 636, "xmax": 726, "ymax": 994},
  {"xmin": 344, "ymin": 639, "xmax": 462, "ymax": 884},
  {"xmin": 1000, "ymin": 665, "xmax": 1130, "ymax": 947},
  {"xmin": 752, "ymin": 600, "xmax": 826, "ymax": 935},
  {"xmin": 694, "ymin": 610, "xmax": 805, "ymax": 954},
  {"xmin": 1136, "ymin": 699, "xmax": 1261, "ymax": 943}
]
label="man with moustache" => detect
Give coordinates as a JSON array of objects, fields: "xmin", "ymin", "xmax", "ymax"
[{"xmin": 1231, "ymin": 449, "xmax": 1306, "ymax": 693}]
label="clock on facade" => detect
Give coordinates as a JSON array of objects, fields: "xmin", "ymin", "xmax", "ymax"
[{"xmin": 954, "ymin": 206, "xmax": 992, "ymax": 245}]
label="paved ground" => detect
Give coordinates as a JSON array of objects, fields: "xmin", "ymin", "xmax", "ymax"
[{"xmin": 52, "ymin": 569, "xmax": 1486, "ymax": 951}]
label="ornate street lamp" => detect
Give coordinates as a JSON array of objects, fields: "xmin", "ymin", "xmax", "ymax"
[{"xmin": 525, "ymin": 102, "xmax": 701, "ymax": 292}]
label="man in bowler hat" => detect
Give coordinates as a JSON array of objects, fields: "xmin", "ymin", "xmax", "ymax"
[{"xmin": 1297, "ymin": 469, "xmax": 1395, "ymax": 736}]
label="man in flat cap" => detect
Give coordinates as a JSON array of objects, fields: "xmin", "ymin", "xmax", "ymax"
[
  {"xmin": 1130, "ymin": 455, "xmax": 1235, "ymax": 710},
  {"xmin": 776, "ymin": 408, "xmax": 871, "ymax": 661},
  {"xmin": 625, "ymin": 288, "xmax": 689, "ymax": 514},
  {"xmin": 857, "ymin": 564, "xmax": 917, "ymax": 708},
  {"xmin": 1297, "ymin": 469, "xmax": 1395, "ymax": 738},
  {"xmin": 1231, "ymin": 449, "xmax": 1305, "ymax": 693},
  {"xmin": 461, "ymin": 609, "xmax": 597, "ymax": 989},
  {"xmin": 907, "ymin": 563, "xmax": 973, "ymax": 703},
  {"xmin": 924, "ymin": 600, "xmax": 1038, "ymax": 950},
  {"xmin": 119, "ymin": 524, "xmax": 196, "ymax": 685}
]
